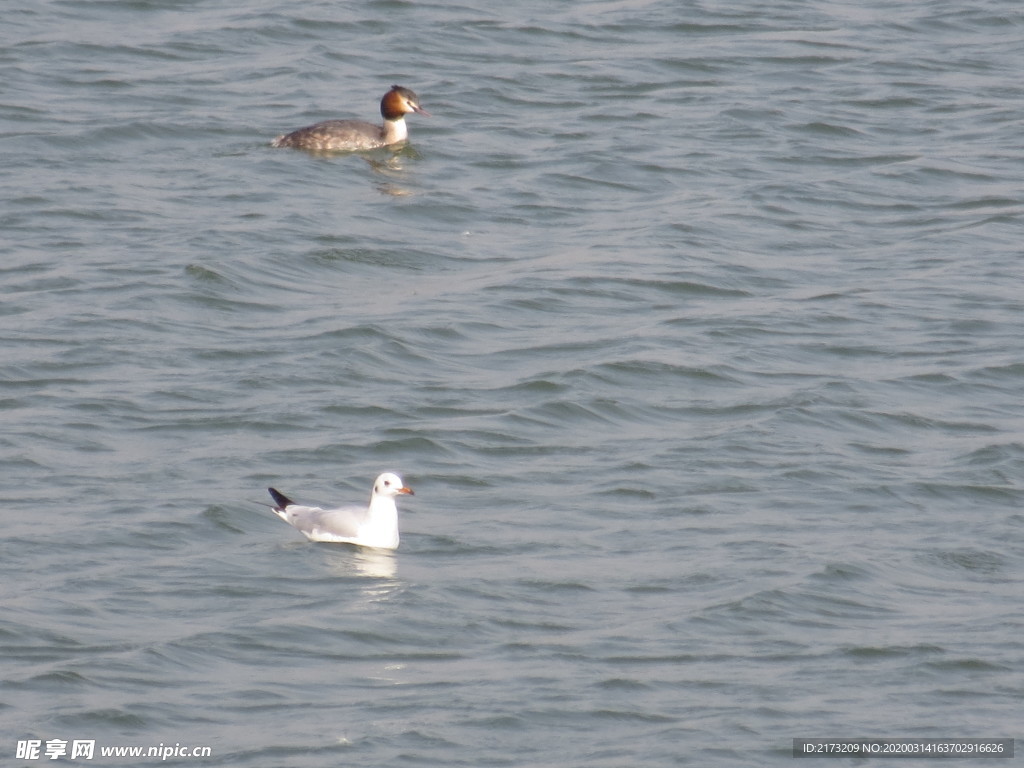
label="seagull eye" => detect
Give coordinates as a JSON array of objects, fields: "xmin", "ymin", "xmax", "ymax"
[{"xmin": 384, "ymin": 480, "xmax": 391, "ymax": 487}]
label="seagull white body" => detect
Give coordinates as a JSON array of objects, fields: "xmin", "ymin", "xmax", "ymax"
[{"xmin": 268, "ymin": 473, "xmax": 413, "ymax": 550}]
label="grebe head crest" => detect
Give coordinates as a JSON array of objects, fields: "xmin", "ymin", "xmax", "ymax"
[{"xmin": 381, "ymin": 85, "xmax": 431, "ymax": 120}]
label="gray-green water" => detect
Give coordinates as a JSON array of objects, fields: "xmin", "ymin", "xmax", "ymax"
[{"xmin": 4, "ymin": 1, "xmax": 1023, "ymax": 765}]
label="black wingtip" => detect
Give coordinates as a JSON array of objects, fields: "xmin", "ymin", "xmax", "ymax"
[{"xmin": 268, "ymin": 487, "xmax": 295, "ymax": 510}]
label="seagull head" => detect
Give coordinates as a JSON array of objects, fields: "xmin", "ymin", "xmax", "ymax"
[{"xmin": 373, "ymin": 472, "xmax": 414, "ymax": 498}]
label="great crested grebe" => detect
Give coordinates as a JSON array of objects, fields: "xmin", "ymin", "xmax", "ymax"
[{"xmin": 272, "ymin": 85, "xmax": 430, "ymax": 151}]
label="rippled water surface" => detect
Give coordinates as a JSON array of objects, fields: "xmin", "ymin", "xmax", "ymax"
[{"xmin": 4, "ymin": 0, "xmax": 1023, "ymax": 765}]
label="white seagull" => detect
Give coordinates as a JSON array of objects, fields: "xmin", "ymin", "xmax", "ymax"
[{"xmin": 268, "ymin": 473, "xmax": 413, "ymax": 550}]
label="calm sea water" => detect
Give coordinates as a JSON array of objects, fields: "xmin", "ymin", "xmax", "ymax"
[{"xmin": 3, "ymin": 0, "xmax": 1023, "ymax": 765}]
